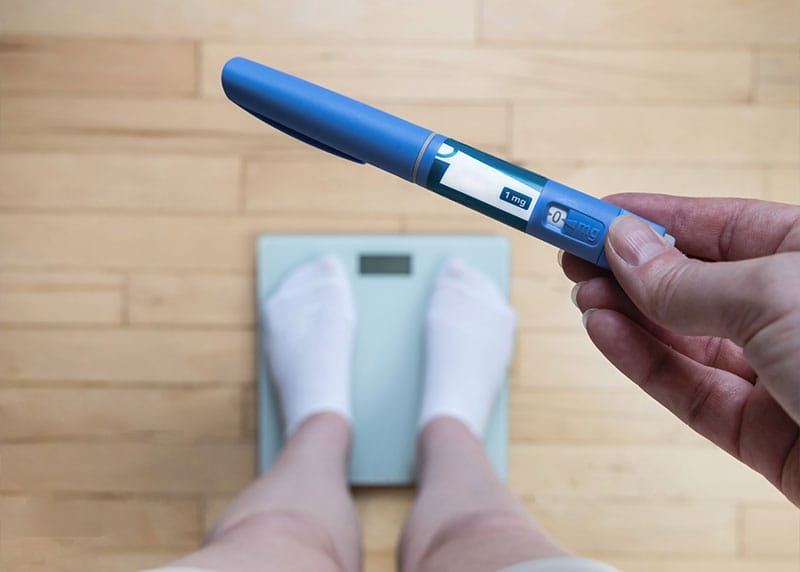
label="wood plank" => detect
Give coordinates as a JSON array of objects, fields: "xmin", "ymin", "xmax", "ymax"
[
  {"xmin": 512, "ymin": 105, "xmax": 800, "ymax": 163},
  {"xmin": 766, "ymin": 167, "xmax": 800, "ymax": 203},
  {"xmin": 514, "ymin": 329, "xmax": 626, "ymax": 389},
  {"xmin": 0, "ymin": 0, "xmax": 476, "ymax": 42},
  {"xmin": 0, "ymin": 96, "xmax": 290, "ymax": 155},
  {"xmin": 0, "ymin": 213, "xmax": 402, "ymax": 271},
  {"xmin": 0, "ymin": 539, "xmax": 185, "ymax": 572},
  {"xmin": 0, "ymin": 494, "xmax": 198, "ymax": 547},
  {"xmin": 0, "ymin": 37, "xmax": 194, "ymax": 96},
  {"xmin": 355, "ymin": 488, "xmax": 413, "ymax": 553},
  {"xmin": 128, "ymin": 273, "xmax": 253, "ymax": 326},
  {"xmin": 528, "ymin": 163, "xmax": 766, "ymax": 201},
  {"xmin": 0, "ymin": 153, "xmax": 241, "ymax": 212},
  {"xmin": 510, "ymin": 387, "xmax": 708, "ymax": 446},
  {"xmin": 0, "ymin": 97, "xmax": 507, "ymax": 155},
  {"xmin": 508, "ymin": 444, "xmax": 785, "ymax": 502},
  {"xmin": 481, "ymin": 0, "xmax": 800, "ymax": 46},
  {"xmin": 202, "ymin": 44, "xmax": 752, "ymax": 103},
  {"xmin": 0, "ymin": 270, "xmax": 122, "ymax": 325},
  {"xmin": 364, "ymin": 551, "xmax": 396, "ymax": 572},
  {"xmin": 0, "ymin": 387, "xmax": 242, "ymax": 442},
  {"xmin": 587, "ymin": 556, "xmax": 800, "ymax": 572},
  {"xmin": 241, "ymin": 385, "xmax": 256, "ymax": 442},
  {"xmin": 741, "ymin": 503, "xmax": 800, "ymax": 557},
  {"xmin": 0, "ymin": 443, "xmax": 254, "ymax": 493},
  {"xmin": 525, "ymin": 498, "xmax": 736, "ymax": 555},
  {"xmin": 756, "ymin": 49, "xmax": 800, "ymax": 103},
  {"xmin": 512, "ymin": 274, "xmax": 580, "ymax": 333},
  {"xmin": 0, "ymin": 328, "xmax": 254, "ymax": 383}
]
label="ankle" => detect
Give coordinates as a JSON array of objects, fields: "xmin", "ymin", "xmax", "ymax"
[
  {"xmin": 416, "ymin": 417, "xmax": 486, "ymax": 476},
  {"xmin": 419, "ymin": 416, "xmax": 478, "ymax": 446},
  {"xmin": 290, "ymin": 411, "xmax": 352, "ymax": 445}
]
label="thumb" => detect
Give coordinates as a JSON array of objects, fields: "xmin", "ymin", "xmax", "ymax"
[{"xmin": 604, "ymin": 215, "xmax": 779, "ymax": 346}]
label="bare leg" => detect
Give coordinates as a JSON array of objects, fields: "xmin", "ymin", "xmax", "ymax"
[
  {"xmin": 168, "ymin": 412, "xmax": 360, "ymax": 572},
  {"xmin": 399, "ymin": 418, "xmax": 570, "ymax": 572},
  {"xmin": 401, "ymin": 259, "xmax": 571, "ymax": 571}
]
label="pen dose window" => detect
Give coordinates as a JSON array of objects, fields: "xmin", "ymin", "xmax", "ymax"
[{"xmin": 359, "ymin": 255, "xmax": 411, "ymax": 275}]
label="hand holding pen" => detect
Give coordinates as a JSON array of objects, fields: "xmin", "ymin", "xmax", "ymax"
[{"xmin": 562, "ymin": 194, "xmax": 800, "ymax": 506}]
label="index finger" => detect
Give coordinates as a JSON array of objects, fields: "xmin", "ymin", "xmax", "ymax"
[{"xmin": 604, "ymin": 193, "xmax": 800, "ymax": 261}]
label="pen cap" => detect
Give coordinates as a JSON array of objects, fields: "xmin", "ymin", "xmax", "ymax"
[{"xmin": 222, "ymin": 57, "xmax": 435, "ymax": 182}]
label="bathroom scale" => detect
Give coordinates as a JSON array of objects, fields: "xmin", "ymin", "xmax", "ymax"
[{"xmin": 257, "ymin": 234, "xmax": 510, "ymax": 485}]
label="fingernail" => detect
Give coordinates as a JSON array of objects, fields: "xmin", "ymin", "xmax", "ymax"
[
  {"xmin": 557, "ymin": 249, "xmax": 565, "ymax": 267},
  {"xmin": 581, "ymin": 309, "xmax": 595, "ymax": 328},
  {"xmin": 570, "ymin": 281, "xmax": 585, "ymax": 308},
  {"xmin": 608, "ymin": 215, "xmax": 670, "ymax": 266}
]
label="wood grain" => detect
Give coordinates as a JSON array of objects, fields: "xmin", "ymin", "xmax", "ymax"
[
  {"xmin": 526, "ymin": 498, "xmax": 737, "ymax": 555},
  {"xmin": 0, "ymin": 539, "xmax": 185, "ymax": 572},
  {"xmin": 741, "ymin": 503, "xmax": 800, "ymax": 557},
  {"xmin": 510, "ymin": 387, "xmax": 708, "ymax": 446},
  {"xmin": 0, "ymin": 1, "xmax": 798, "ymax": 570},
  {"xmin": 202, "ymin": 44, "xmax": 753, "ymax": 103},
  {"xmin": 0, "ymin": 153, "xmax": 241, "ymax": 212},
  {"xmin": 0, "ymin": 443, "xmax": 254, "ymax": 494},
  {"xmin": 0, "ymin": 270, "xmax": 123, "ymax": 324},
  {"xmin": 128, "ymin": 272, "xmax": 254, "ymax": 326},
  {"xmin": 508, "ymin": 444, "xmax": 786, "ymax": 502},
  {"xmin": 512, "ymin": 105, "xmax": 800, "ymax": 163},
  {"xmin": 0, "ymin": 38, "xmax": 195, "ymax": 96},
  {"xmin": 0, "ymin": 386, "xmax": 243, "ymax": 442},
  {"xmin": 0, "ymin": 213, "xmax": 402, "ymax": 271},
  {"xmin": 765, "ymin": 167, "xmax": 800, "ymax": 202},
  {"xmin": 0, "ymin": 0, "xmax": 477, "ymax": 42},
  {"xmin": 0, "ymin": 328, "xmax": 254, "ymax": 383},
  {"xmin": 0, "ymin": 97, "xmax": 507, "ymax": 155},
  {"xmin": 756, "ymin": 49, "xmax": 800, "ymax": 103},
  {"xmin": 481, "ymin": 0, "xmax": 800, "ymax": 46},
  {"xmin": 0, "ymin": 494, "xmax": 199, "ymax": 547}
]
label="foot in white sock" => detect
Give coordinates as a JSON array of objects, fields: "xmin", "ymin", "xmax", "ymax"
[
  {"xmin": 418, "ymin": 257, "xmax": 517, "ymax": 438},
  {"xmin": 264, "ymin": 255, "xmax": 355, "ymax": 436}
]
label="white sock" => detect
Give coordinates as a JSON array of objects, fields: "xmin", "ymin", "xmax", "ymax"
[
  {"xmin": 418, "ymin": 258, "xmax": 517, "ymax": 438},
  {"xmin": 263, "ymin": 255, "xmax": 355, "ymax": 436}
]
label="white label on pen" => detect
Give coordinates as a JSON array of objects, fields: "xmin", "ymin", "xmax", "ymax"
[{"xmin": 434, "ymin": 143, "xmax": 540, "ymax": 222}]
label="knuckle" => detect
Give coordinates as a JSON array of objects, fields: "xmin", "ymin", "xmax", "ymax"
[
  {"xmin": 684, "ymin": 371, "xmax": 716, "ymax": 430},
  {"xmin": 755, "ymin": 254, "xmax": 800, "ymax": 311},
  {"xmin": 734, "ymin": 255, "xmax": 800, "ymax": 344},
  {"xmin": 645, "ymin": 257, "xmax": 694, "ymax": 326}
]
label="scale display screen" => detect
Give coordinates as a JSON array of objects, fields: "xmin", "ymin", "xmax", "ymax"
[{"xmin": 359, "ymin": 254, "xmax": 411, "ymax": 275}]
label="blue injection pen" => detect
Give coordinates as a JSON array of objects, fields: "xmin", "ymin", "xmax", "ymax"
[{"xmin": 221, "ymin": 57, "xmax": 672, "ymax": 269}]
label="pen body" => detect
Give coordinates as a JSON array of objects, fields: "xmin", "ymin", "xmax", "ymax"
[
  {"xmin": 418, "ymin": 138, "xmax": 668, "ymax": 269},
  {"xmin": 222, "ymin": 57, "xmax": 436, "ymax": 180},
  {"xmin": 221, "ymin": 57, "xmax": 670, "ymax": 270}
]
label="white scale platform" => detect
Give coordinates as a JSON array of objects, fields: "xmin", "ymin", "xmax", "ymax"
[{"xmin": 257, "ymin": 235, "xmax": 510, "ymax": 485}]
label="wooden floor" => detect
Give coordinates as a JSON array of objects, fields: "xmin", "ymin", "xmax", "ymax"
[{"xmin": 0, "ymin": 2, "xmax": 799, "ymax": 571}]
